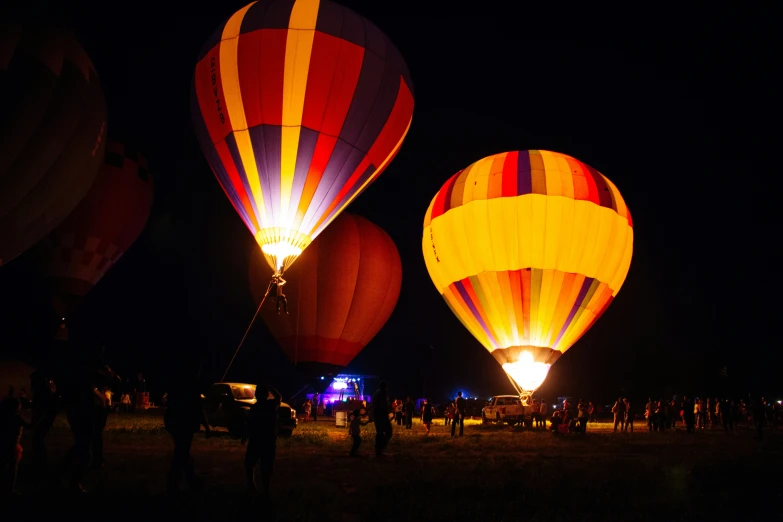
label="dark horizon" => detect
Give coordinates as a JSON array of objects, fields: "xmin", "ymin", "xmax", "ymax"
[{"xmin": 1, "ymin": 1, "xmax": 779, "ymax": 403}]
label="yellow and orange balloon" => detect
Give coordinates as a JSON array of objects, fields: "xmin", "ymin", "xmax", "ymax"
[{"xmin": 422, "ymin": 150, "xmax": 633, "ymax": 394}]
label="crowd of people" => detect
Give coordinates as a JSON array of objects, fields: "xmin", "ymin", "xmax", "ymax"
[
  {"xmin": 3, "ymin": 359, "xmax": 782, "ymax": 505},
  {"xmin": 610, "ymin": 396, "xmax": 779, "ymax": 439},
  {"xmin": 1, "ymin": 350, "xmax": 122, "ymax": 497}
]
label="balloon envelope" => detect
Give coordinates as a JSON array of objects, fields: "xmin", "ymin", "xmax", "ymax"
[
  {"xmin": 250, "ymin": 213, "xmax": 401, "ymax": 387},
  {"xmin": 192, "ymin": 0, "xmax": 414, "ymax": 275},
  {"xmin": 0, "ymin": 359, "xmax": 34, "ymax": 398},
  {"xmin": 0, "ymin": 24, "xmax": 107, "ymax": 267},
  {"xmin": 422, "ymin": 150, "xmax": 633, "ymax": 393},
  {"xmin": 35, "ymin": 142, "xmax": 154, "ymax": 317}
]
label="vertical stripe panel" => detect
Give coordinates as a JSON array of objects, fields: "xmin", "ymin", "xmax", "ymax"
[
  {"xmin": 220, "ymin": 5, "xmax": 268, "ymax": 224},
  {"xmin": 237, "ymin": 30, "xmax": 264, "ymax": 128},
  {"xmin": 258, "ymin": 30, "xmax": 287, "ymax": 126},
  {"xmin": 280, "ymin": 0, "xmax": 320, "ymax": 227},
  {"xmin": 249, "ymin": 125, "xmax": 281, "ymax": 227},
  {"xmin": 293, "ymin": 133, "xmax": 337, "ymax": 227},
  {"xmin": 517, "ymin": 151, "xmax": 532, "ymax": 195},
  {"xmin": 501, "ymin": 151, "xmax": 519, "ymax": 197},
  {"xmin": 529, "ymin": 151, "xmax": 547, "ymax": 195},
  {"xmin": 309, "ymin": 80, "xmax": 413, "ymax": 234}
]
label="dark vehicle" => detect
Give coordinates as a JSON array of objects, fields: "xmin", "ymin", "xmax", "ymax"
[
  {"xmin": 464, "ymin": 398, "xmax": 486, "ymax": 417},
  {"xmin": 203, "ymin": 382, "xmax": 297, "ymax": 437}
]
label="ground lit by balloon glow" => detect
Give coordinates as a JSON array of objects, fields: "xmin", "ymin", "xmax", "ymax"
[{"xmin": 502, "ymin": 351, "xmax": 551, "ymax": 393}]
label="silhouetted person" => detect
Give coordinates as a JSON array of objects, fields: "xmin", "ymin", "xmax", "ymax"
[
  {"xmin": 371, "ymin": 381, "xmax": 392, "ymax": 456},
  {"xmin": 348, "ymin": 408, "xmax": 369, "ymax": 457},
  {"xmin": 312, "ymin": 392, "xmax": 319, "ymax": 422},
  {"xmin": 751, "ymin": 396, "xmax": 765, "ymax": 441},
  {"xmin": 683, "ymin": 396, "xmax": 695, "ymax": 433},
  {"xmin": 645, "ymin": 398, "xmax": 654, "ymax": 431},
  {"xmin": 578, "ymin": 399, "xmax": 589, "ymax": 433},
  {"xmin": 90, "ymin": 361, "xmax": 121, "ymax": 469},
  {"xmin": 550, "ymin": 410, "xmax": 562, "ymax": 433},
  {"xmin": 243, "ymin": 385, "xmax": 281, "ymax": 500},
  {"xmin": 726, "ymin": 400, "xmax": 737, "ymax": 431},
  {"xmin": 58, "ymin": 357, "xmax": 104, "ymax": 493},
  {"xmin": 451, "ymin": 391, "xmax": 466, "ymax": 437},
  {"xmin": 1, "ymin": 397, "xmax": 31, "ymax": 497},
  {"xmin": 271, "ymin": 275, "xmax": 288, "ymax": 314},
  {"xmin": 623, "ymin": 398, "xmax": 633, "ymax": 432},
  {"xmin": 164, "ymin": 369, "xmax": 208, "ymax": 494},
  {"xmin": 404, "ymin": 397, "xmax": 414, "ymax": 429},
  {"xmin": 29, "ymin": 367, "xmax": 59, "ymax": 470},
  {"xmin": 422, "ymin": 399, "xmax": 434, "ymax": 435},
  {"xmin": 612, "ymin": 397, "xmax": 625, "ymax": 432}
]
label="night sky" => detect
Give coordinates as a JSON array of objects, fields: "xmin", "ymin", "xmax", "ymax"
[{"xmin": 1, "ymin": 1, "xmax": 778, "ymax": 402}]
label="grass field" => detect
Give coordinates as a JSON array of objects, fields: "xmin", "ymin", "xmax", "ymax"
[{"xmin": 10, "ymin": 409, "xmax": 782, "ymax": 521}]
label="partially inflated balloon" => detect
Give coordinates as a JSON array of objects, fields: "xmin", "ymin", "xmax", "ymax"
[
  {"xmin": 249, "ymin": 213, "xmax": 401, "ymax": 387},
  {"xmin": 423, "ymin": 150, "xmax": 633, "ymax": 393},
  {"xmin": 36, "ymin": 142, "xmax": 154, "ymax": 319},
  {"xmin": 0, "ymin": 24, "xmax": 107, "ymax": 267},
  {"xmin": 192, "ymin": 0, "xmax": 414, "ymax": 275}
]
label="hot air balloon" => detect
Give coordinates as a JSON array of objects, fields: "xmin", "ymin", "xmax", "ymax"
[
  {"xmin": 35, "ymin": 142, "xmax": 154, "ymax": 331},
  {"xmin": 192, "ymin": 0, "xmax": 414, "ymax": 281},
  {"xmin": 422, "ymin": 150, "xmax": 633, "ymax": 396},
  {"xmin": 0, "ymin": 358, "xmax": 34, "ymax": 399},
  {"xmin": 0, "ymin": 23, "xmax": 107, "ymax": 267},
  {"xmin": 249, "ymin": 213, "xmax": 401, "ymax": 389}
]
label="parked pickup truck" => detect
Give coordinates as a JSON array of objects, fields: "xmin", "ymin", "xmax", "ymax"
[
  {"xmin": 482, "ymin": 395, "xmax": 529, "ymax": 426},
  {"xmin": 202, "ymin": 382, "xmax": 297, "ymax": 438}
]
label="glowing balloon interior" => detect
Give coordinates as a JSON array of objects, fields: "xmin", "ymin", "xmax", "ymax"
[
  {"xmin": 422, "ymin": 150, "xmax": 633, "ymax": 394},
  {"xmin": 192, "ymin": 0, "xmax": 414, "ymax": 275}
]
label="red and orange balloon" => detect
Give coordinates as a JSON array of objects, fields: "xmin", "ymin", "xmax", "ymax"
[
  {"xmin": 249, "ymin": 213, "xmax": 401, "ymax": 385},
  {"xmin": 36, "ymin": 142, "xmax": 154, "ymax": 321}
]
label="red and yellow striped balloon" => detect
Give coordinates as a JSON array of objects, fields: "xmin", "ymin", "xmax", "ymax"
[
  {"xmin": 422, "ymin": 150, "xmax": 633, "ymax": 393},
  {"xmin": 192, "ymin": 0, "xmax": 414, "ymax": 275}
]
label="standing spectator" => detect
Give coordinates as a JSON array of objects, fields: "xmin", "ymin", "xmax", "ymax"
[
  {"xmin": 120, "ymin": 392, "xmax": 132, "ymax": 412},
  {"xmin": 312, "ymin": 392, "xmax": 320, "ymax": 422},
  {"xmin": 612, "ymin": 397, "xmax": 625, "ymax": 432},
  {"xmin": 623, "ymin": 398, "xmax": 634, "ymax": 432},
  {"xmin": 243, "ymin": 385, "xmax": 281, "ymax": 499},
  {"xmin": 1, "ymin": 397, "xmax": 32, "ymax": 496},
  {"xmin": 348, "ymin": 408, "xmax": 369, "ymax": 457},
  {"xmin": 30, "ymin": 368, "xmax": 59, "ymax": 470},
  {"xmin": 371, "ymin": 382, "xmax": 392, "ymax": 456},
  {"xmin": 422, "ymin": 399, "xmax": 434, "ymax": 435},
  {"xmin": 164, "ymin": 367, "xmax": 209, "ymax": 495},
  {"xmin": 538, "ymin": 400, "xmax": 548, "ymax": 429},
  {"xmin": 394, "ymin": 399, "xmax": 403, "ymax": 426},
  {"xmin": 577, "ymin": 399, "xmax": 589, "ymax": 433},
  {"xmin": 404, "ymin": 397, "xmax": 414, "ymax": 429},
  {"xmin": 451, "ymin": 391, "xmax": 466, "ymax": 437}
]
